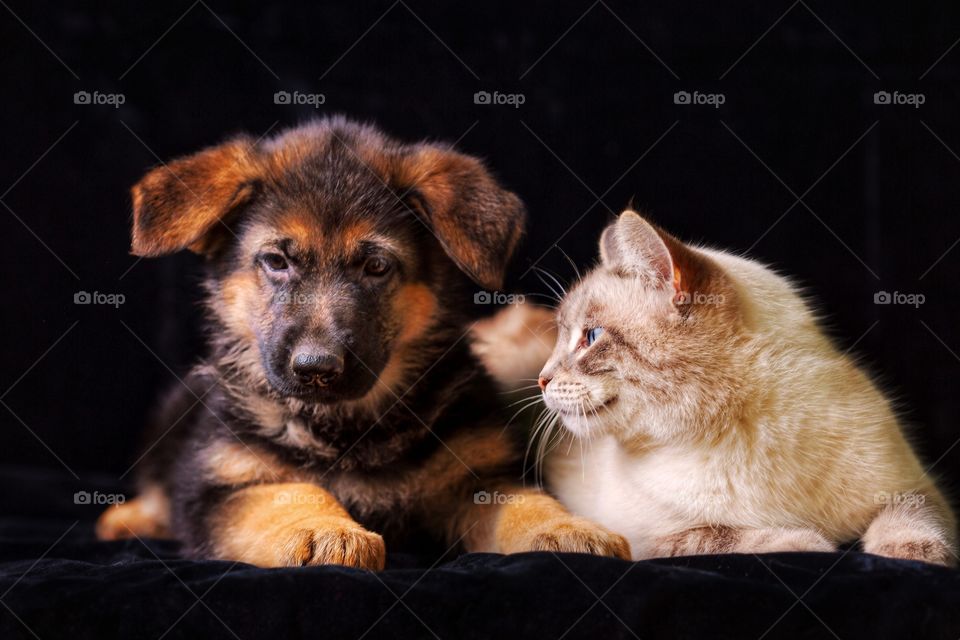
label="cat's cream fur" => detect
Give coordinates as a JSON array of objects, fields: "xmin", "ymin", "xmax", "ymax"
[{"xmin": 537, "ymin": 210, "xmax": 957, "ymax": 565}]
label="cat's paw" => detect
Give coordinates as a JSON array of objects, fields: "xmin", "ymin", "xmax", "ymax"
[
  {"xmin": 521, "ymin": 518, "xmax": 632, "ymax": 559},
  {"xmin": 744, "ymin": 527, "xmax": 836, "ymax": 554},
  {"xmin": 867, "ymin": 539, "xmax": 955, "ymax": 566},
  {"xmin": 248, "ymin": 517, "xmax": 386, "ymax": 570}
]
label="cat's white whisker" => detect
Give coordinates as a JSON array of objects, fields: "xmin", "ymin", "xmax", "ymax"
[
  {"xmin": 535, "ymin": 266, "xmax": 567, "ymax": 297},
  {"xmin": 531, "ymin": 410, "xmax": 563, "ymax": 488},
  {"xmin": 504, "ymin": 394, "xmax": 545, "ymax": 409},
  {"xmin": 499, "ymin": 384, "xmax": 542, "ymax": 395},
  {"xmin": 578, "ymin": 397, "xmax": 589, "ymax": 482},
  {"xmin": 520, "ymin": 292, "xmax": 561, "ymax": 308},
  {"xmin": 524, "ymin": 406, "xmax": 556, "ymax": 486},
  {"xmin": 501, "ymin": 397, "xmax": 546, "ymax": 437},
  {"xmin": 532, "ymin": 266, "xmax": 568, "ymax": 305},
  {"xmin": 554, "ymin": 244, "xmax": 583, "ymax": 285},
  {"xmin": 583, "ymin": 395, "xmax": 601, "ymax": 459}
]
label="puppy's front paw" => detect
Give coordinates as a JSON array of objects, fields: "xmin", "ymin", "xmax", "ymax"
[
  {"xmin": 95, "ymin": 498, "xmax": 169, "ymax": 540},
  {"xmin": 521, "ymin": 518, "xmax": 631, "ymax": 559},
  {"xmin": 259, "ymin": 517, "xmax": 386, "ymax": 570}
]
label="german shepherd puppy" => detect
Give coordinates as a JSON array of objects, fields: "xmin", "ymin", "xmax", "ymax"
[{"xmin": 97, "ymin": 118, "xmax": 629, "ymax": 569}]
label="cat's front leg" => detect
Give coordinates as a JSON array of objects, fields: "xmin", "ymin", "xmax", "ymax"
[
  {"xmin": 861, "ymin": 490, "xmax": 957, "ymax": 566},
  {"xmin": 642, "ymin": 525, "xmax": 835, "ymax": 559},
  {"xmin": 453, "ymin": 486, "xmax": 631, "ymax": 559}
]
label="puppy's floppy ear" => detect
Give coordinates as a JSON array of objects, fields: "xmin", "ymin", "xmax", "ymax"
[
  {"xmin": 130, "ymin": 136, "xmax": 260, "ymax": 257},
  {"xmin": 600, "ymin": 210, "xmax": 674, "ymax": 284},
  {"xmin": 394, "ymin": 145, "xmax": 526, "ymax": 291}
]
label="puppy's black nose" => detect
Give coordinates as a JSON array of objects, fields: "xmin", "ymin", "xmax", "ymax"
[{"xmin": 291, "ymin": 350, "xmax": 344, "ymax": 386}]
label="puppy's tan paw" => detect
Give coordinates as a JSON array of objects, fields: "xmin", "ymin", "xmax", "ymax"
[
  {"xmin": 95, "ymin": 499, "xmax": 170, "ymax": 541},
  {"xmin": 271, "ymin": 517, "xmax": 386, "ymax": 570},
  {"xmin": 521, "ymin": 518, "xmax": 631, "ymax": 559}
]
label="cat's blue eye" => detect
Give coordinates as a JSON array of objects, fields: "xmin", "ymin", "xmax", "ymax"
[{"xmin": 586, "ymin": 327, "xmax": 604, "ymax": 346}]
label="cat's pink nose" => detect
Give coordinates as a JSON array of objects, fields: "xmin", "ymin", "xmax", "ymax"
[{"xmin": 538, "ymin": 375, "xmax": 551, "ymax": 391}]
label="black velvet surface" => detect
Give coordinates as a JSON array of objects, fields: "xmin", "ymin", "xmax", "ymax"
[{"xmin": 2, "ymin": 466, "xmax": 959, "ymax": 640}]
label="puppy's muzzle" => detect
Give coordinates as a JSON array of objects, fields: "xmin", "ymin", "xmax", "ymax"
[{"xmin": 291, "ymin": 348, "xmax": 344, "ymax": 386}]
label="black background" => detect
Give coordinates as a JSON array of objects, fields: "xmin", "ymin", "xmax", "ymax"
[{"xmin": 2, "ymin": 0, "xmax": 959, "ymax": 495}]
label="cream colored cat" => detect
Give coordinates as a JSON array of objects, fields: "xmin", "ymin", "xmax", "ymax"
[{"xmin": 536, "ymin": 209, "xmax": 957, "ymax": 565}]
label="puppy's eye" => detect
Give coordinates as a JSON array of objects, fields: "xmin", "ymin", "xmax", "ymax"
[
  {"xmin": 260, "ymin": 253, "xmax": 289, "ymax": 272},
  {"xmin": 585, "ymin": 327, "xmax": 604, "ymax": 346},
  {"xmin": 364, "ymin": 256, "xmax": 391, "ymax": 277}
]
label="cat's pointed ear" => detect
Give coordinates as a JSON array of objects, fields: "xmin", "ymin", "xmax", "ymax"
[
  {"xmin": 600, "ymin": 210, "xmax": 675, "ymax": 285},
  {"xmin": 130, "ymin": 136, "xmax": 261, "ymax": 258}
]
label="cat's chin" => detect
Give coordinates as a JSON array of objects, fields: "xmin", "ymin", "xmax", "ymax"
[
  {"xmin": 559, "ymin": 416, "xmax": 602, "ymax": 438},
  {"xmin": 555, "ymin": 396, "xmax": 620, "ymax": 437}
]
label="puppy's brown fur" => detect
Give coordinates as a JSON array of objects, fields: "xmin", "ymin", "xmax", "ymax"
[{"xmin": 98, "ymin": 118, "xmax": 628, "ymax": 568}]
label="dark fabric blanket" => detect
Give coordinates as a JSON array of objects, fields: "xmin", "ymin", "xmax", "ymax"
[{"xmin": 2, "ymin": 466, "xmax": 959, "ymax": 640}]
